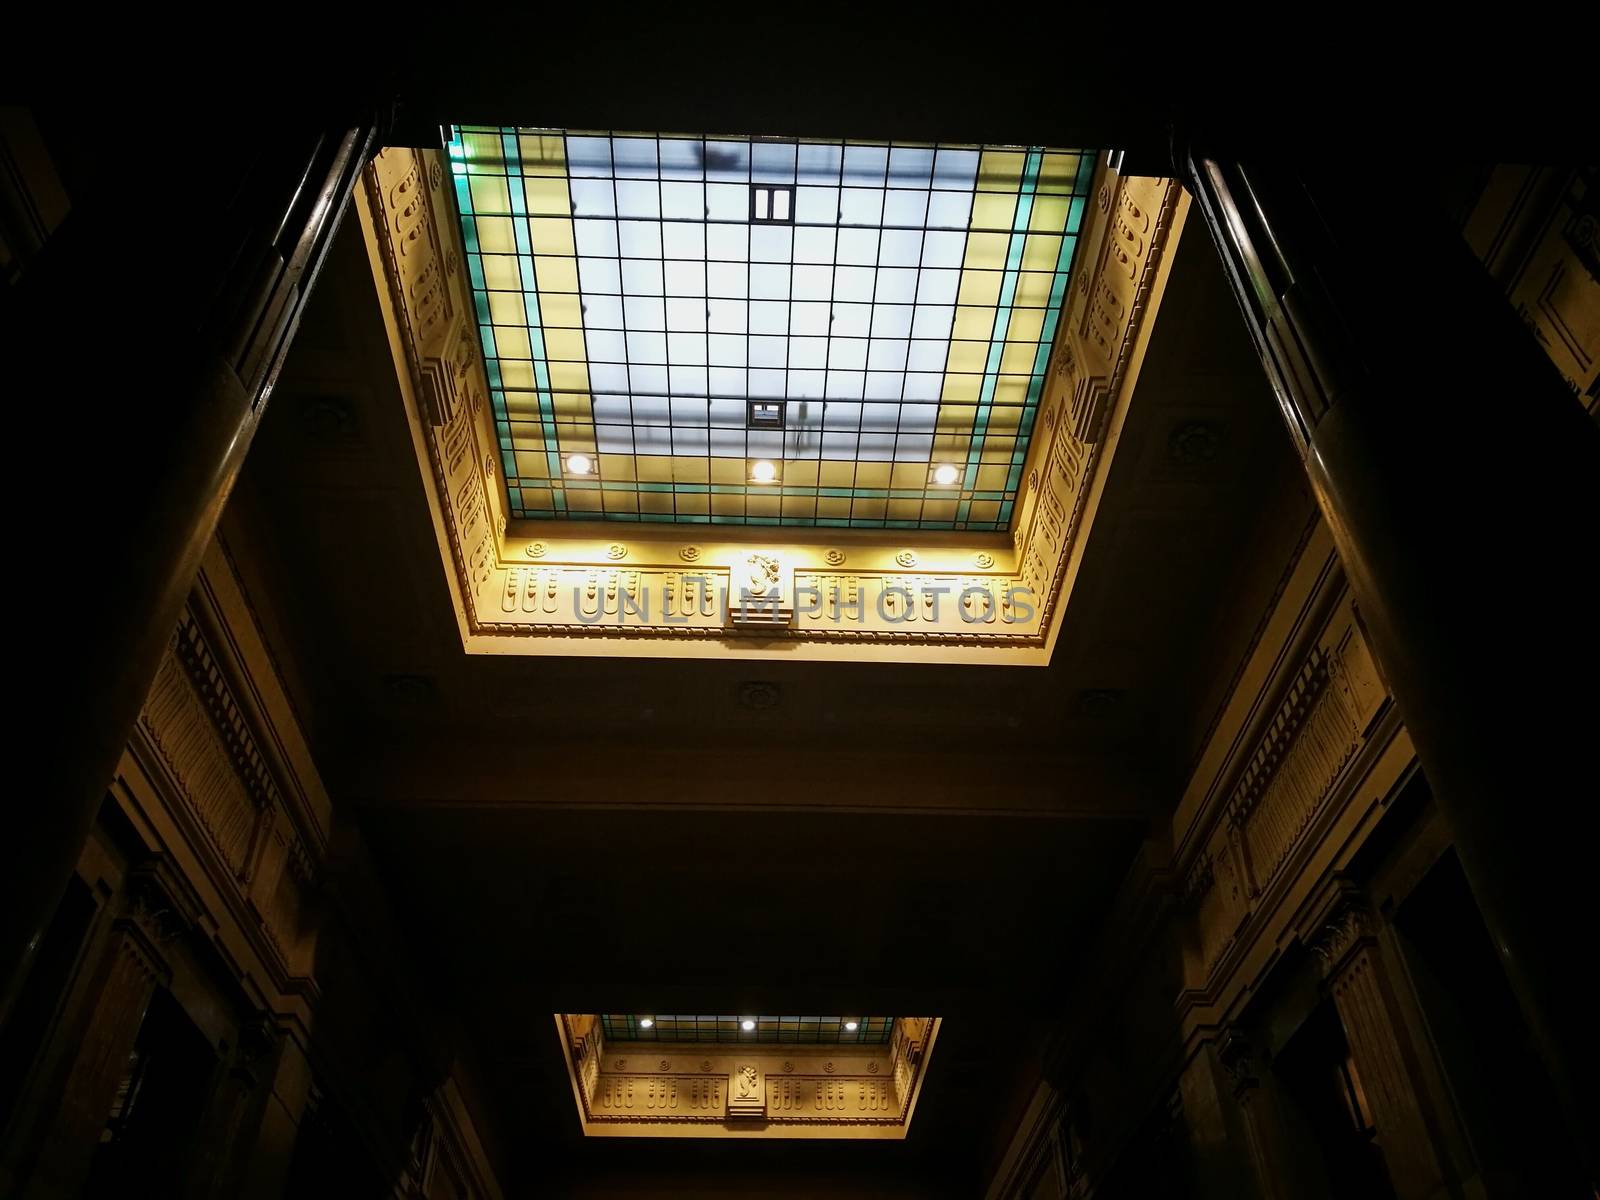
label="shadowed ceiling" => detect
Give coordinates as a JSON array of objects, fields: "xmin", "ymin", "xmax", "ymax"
[{"xmin": 220, "ymin": 164, "xmax": 1310, "ymax": 1192}]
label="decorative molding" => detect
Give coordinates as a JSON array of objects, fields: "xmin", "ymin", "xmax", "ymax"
[
  {"xmin": 139, "ymin": 636, "xmax": 265, "ymax": 878},
  {"xmin": 728, "ymin": 552, "xmax": 794, "ymax": 628},
  {"xmin": 1182, "ymin": 586, "xmax": 1387, "ymax": 981},
  {"xmin": 728, "ymin": 1064, "xmax": 764, "ymax": 1120},
  {"xmin": 132, "ymin": 606, "xmax": 322, "ymax": 987}
]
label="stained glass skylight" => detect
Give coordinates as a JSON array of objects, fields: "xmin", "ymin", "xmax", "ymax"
[
  {"xmin": 448, "ymin": 128, "xmax": 1093, "ymax": 530},
  {"xmin": 600, "ymin": 1015, "xmax": 893, "ymax": 1045}
]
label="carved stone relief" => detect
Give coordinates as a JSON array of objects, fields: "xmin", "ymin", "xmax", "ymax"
[{"xmin": 1184, "ymin": 591, "xmax": 1388, "ymax": 982}]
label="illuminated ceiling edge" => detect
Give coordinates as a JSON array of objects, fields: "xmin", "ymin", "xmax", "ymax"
[
  {"xmin": 359, "ymin": 148, "xmax": 1185, "ymax": 663},
  {"xmin": 553, "ymin": 1014, "xmax": 942, "ymax": 1139}
]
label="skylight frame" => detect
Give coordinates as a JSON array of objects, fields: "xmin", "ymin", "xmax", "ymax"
[{"xmin": 447, "ymin": 127, "xmax": 1094, "ymax": 531}]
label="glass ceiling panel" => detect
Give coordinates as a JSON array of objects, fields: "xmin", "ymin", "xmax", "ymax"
[
  {"xmin": 447, "ymin": 127, "xmax": 1094, "ymax": 530},
  {"xmin": 600, "ymin": 1014, "xmax": 894, "ymax": 1044}
]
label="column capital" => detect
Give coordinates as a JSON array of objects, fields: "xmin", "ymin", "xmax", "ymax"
[
  {"xmin": 232, "ymin": 1011, "xmax": 283, "ymax": 1090},
  {"xmin": 1295, "ymin": 875, "xmax": 1375, "ymax": 980},
  {"xmin": 126, "ymin": 852, "xmax": 204, "ymax": 939},
  {"xmin": 1217, "ymin": 1029, "xmax": 1263, "ymax": 1099},
  {"xmin": 1311, "ymin": 904, "xmax": 1378, "ymax": 981}
]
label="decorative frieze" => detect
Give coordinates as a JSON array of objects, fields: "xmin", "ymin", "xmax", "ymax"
[
  {"xmin": 1184, "ymin": 595, "xmax": 1387, "ymax": 980},
  {"xmin": 140, "ymin": 622, "xmax": 269, "ymax": 878},
  {"xmin": 594, "ymin": 1075, "xmax": 725, "ymax": 1116},
  {"xmin": 1231, "ymin": 642, "xmax": 1366, "ymax": 895},
  {"xmin": 134, "ymin": 608, "xmax": 318, "ymax": 979}
]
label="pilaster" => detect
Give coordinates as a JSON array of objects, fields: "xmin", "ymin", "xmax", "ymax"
[
  {"xmin": 20, "ymin": 857, "xmax": 197, "ymax": 1198},
  {"xmin": 1308, "ymin": 886, "xmax": 1454, "ymax": 1200}
]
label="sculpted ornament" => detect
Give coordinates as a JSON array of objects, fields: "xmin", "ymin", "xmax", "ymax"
[
  {"xmin": 1313, "ymin": 904, "xmax": 1373, "ymax": 976},
  {"xmin": 745, "ymin": 553, "xmax": 781, "ymax": 592},
  {"xmin": 736, "ymin": 1065, "xmax": 758, "ymax": 1097}
]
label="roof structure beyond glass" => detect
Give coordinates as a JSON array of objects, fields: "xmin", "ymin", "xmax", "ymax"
[
  {"xmin": 448, "ymin": 127, "xmax": 1094, "ymax": 530},
  {"xmin": 600, "ymin": 1015, "xmax": 893, "ymax": 1045}
]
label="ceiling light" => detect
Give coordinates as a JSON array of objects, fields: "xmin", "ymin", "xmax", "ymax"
[
  {"xmin": 741, "ymin": 1018, "xmax": 756, "ymax": 1031},
  {"xmin": 932, "ymin": 463, "xmax": 960, "ymax": 486},
  {"xmin": 750, "ymin": 460, "xmax": 778, "ymax": 483},
  {"xmin": 844, "ymin": 1020, "xmax": 858, "ymax": 1031},
  {"xmin": 565, "ymin": 452, "xmax": 594, "ymax": 476},
  {"xmin": 639, "ymin": 1017, "xmax": 654, "ymax": 1028}
]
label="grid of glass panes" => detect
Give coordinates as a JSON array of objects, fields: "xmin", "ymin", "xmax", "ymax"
[
  {"xmin": 600, "ymin": 1015, "xmax": 894, "ymax": 1045},
  {"xmin": 449, "ymin": 128, "xmax": 1093, "ymax": 529}
]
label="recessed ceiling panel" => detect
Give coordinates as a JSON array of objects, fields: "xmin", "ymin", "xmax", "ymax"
[{"xmin": 447, "ymin": 127, "xmax": 1093, "ymax": 530}]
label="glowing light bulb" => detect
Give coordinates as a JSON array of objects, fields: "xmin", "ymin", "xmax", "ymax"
[
  {"xmin": 741, "ymin": 1018, "xmax": 756, "ymax": 1031},
  {"xmin": 639, "ymin": 1017, "xmax": 654, "ymax": 1028},
  {"xmin": 751, "ymin": 460, "xmax": 777, "ymax": 483},
  {"xmin": 844, "ymin": 1020, "xmax": 858, "ymax": 1031},
  {"xmin": 566, "ymin": 453, "xmax": 594, "ymax": 475},
  {"xmin": 933, "ymin": 463, "xmax": 959, "ymax": 486}
]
